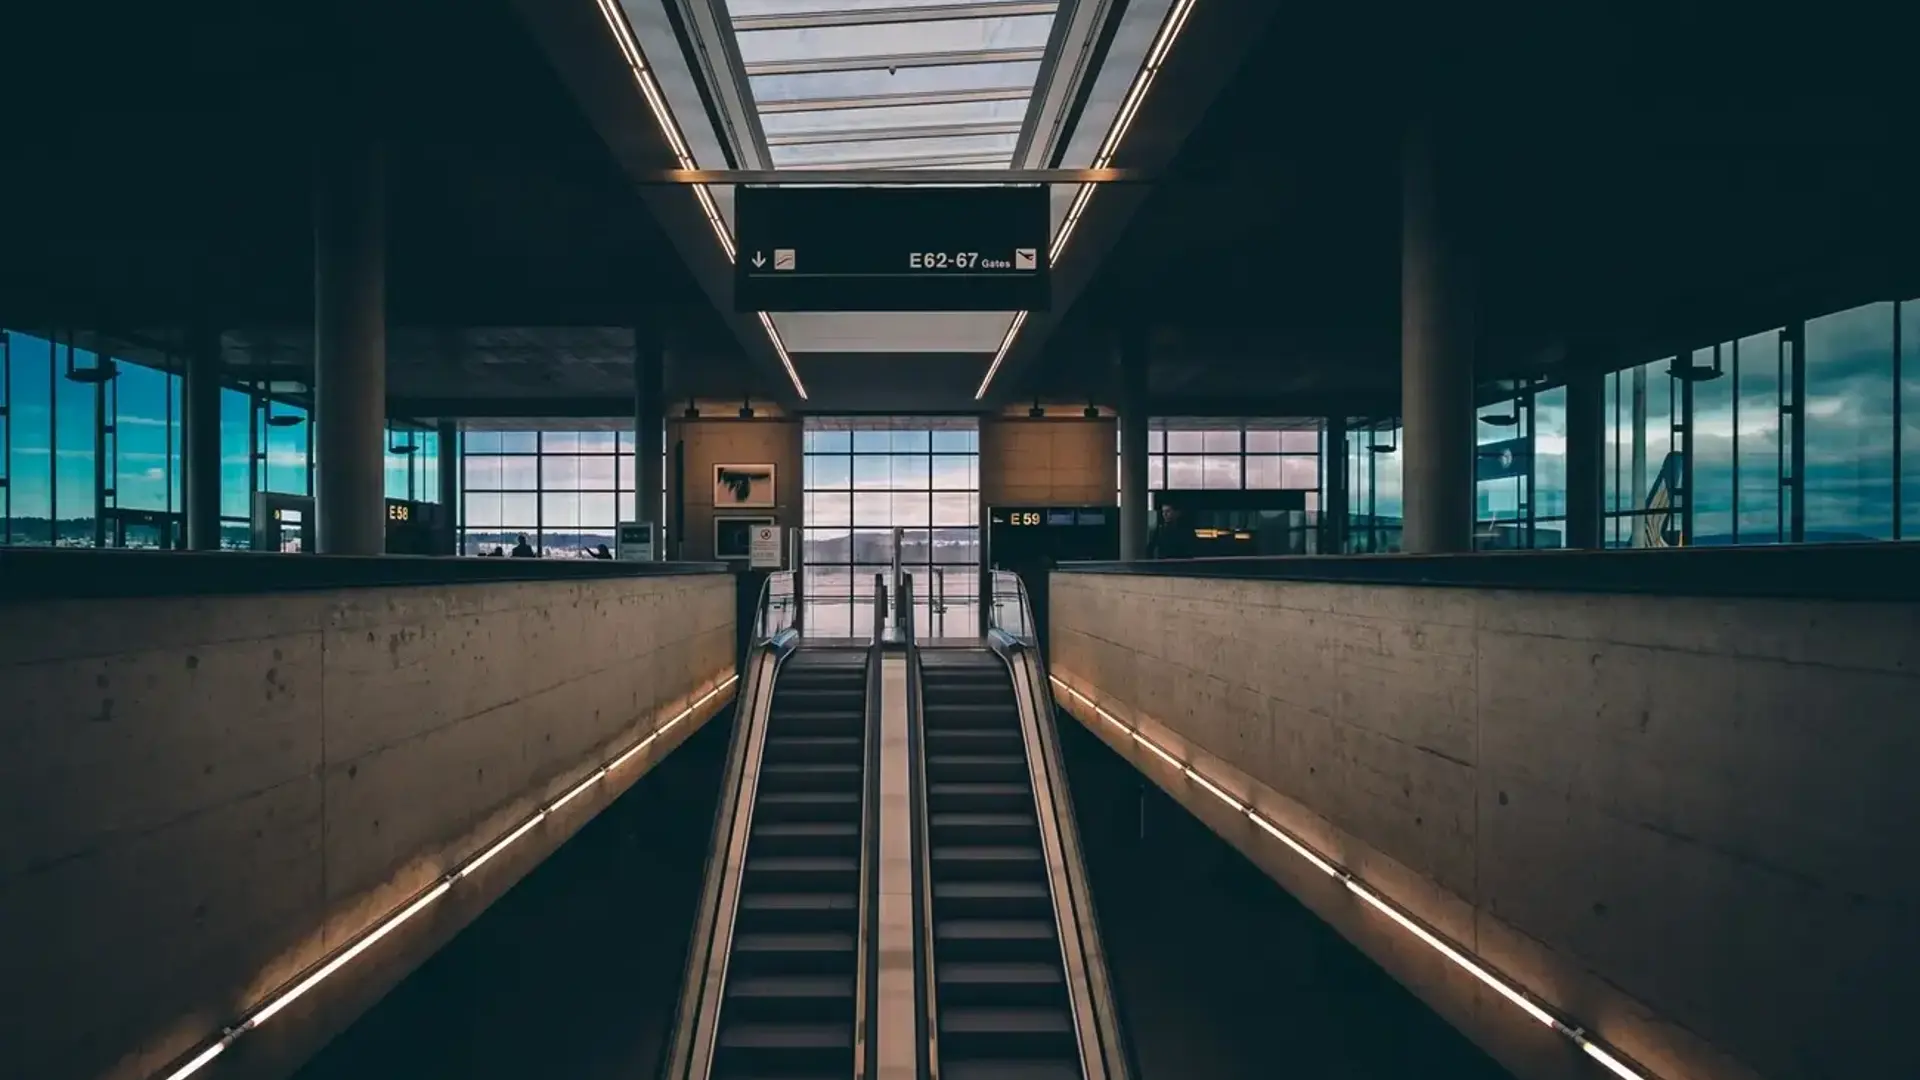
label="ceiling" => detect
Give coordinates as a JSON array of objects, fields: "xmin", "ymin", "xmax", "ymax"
[
  {"xmin": 1025, "ymin": 0, "xmax": 1919, "ymax": 413},
  {"xmin": 0, "ymin": 0, "xmax": 757, "ymax": 410},
  {"xmin": 8, "ymin": 1, "xmax": 1909, "ymax": 422}
]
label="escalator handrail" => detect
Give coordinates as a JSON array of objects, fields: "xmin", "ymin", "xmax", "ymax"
[
  {"xmin": 854, "ymin": 576, "xmax": 888, "ymax": 1080},
  {"xmin": 986, "ymin": 571, "xmax": 1137, "ymax": 1080},
  {"xmin": 659, "ymin": 576, "xmax": 799, "ymax": 1080}
]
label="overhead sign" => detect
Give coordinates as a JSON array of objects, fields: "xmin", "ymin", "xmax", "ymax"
[
  {"xmin": 749, "ymin": 524, "xmax": 783, "ymax": 569},
  {"xmin": 734, "ymin": 187, "xmax": 1051, "ymax": 313}
]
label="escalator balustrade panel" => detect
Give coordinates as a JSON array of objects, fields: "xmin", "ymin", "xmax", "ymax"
[
  {"xmin": 713, "ymin": 651, "xmax": 868, "ymax": 1080},
  {"xmin": 923, "ymin": 653, "xmax": 1081, "ymax": 1080}
]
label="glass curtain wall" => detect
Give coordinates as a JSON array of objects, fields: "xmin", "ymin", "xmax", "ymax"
[
  {"xmin": 1345, "ymin": 419, "xmax": 1404, "ymax": 552},
  {"xmin": 0, "ymin": 327, "xmax": 469, "ymax": 551},
  {"xmin": 1597, "ymin": 295, "xmax": 1912, "ymax": 546},
  {"xmin": 1472, "ymin": 381, "xmax": 1569, "ymax": 550},
  {"xmin": 803, "ymin": 420, "xmax": 979, "ymax": 639},
  {"xmin": 1118, "ymin": 419, "xmax": 1326, "ymax": 549},
  {"xmin": 457, "ymin": 427, "xmax": 665, "ymax": 557}
]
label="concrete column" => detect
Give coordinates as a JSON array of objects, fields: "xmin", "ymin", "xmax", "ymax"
[
  {"xmin": 183, "ymin": 326, "xmax": 224, "ymax": 550},
  {"xmin": 1399, "ymin": 120, "xmax": 1476, "ymax": 554},
  {"xmin": 437, "ymin": 419, "xmax": 459, "ymax": 552},
  {"xmin": 1323, "ymin": 415, "xmax": 1349, "ymax": 554},
  {"xmin": 1564, "ymin": 365, "xmax": 1606, "ymax": 549},
  {"xmin": 634, "ymin": 331, "xmax": 665, "ymax": 547},
  {"xmin": 1118, "ymin": 338, "xmax": 1150, "ymax": 561},
  {"xmin": 313, "ymin": 141, "xmax": 387, "ymax": 555}
]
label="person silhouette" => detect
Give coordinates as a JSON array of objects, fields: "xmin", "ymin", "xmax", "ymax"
[
  {"xmin": 591, "ymin": 543, "xmax": 614, "ymax": 560},
  {"xmin": 510, "ymin": 533, "xmax": 536, "ymax": 558}
]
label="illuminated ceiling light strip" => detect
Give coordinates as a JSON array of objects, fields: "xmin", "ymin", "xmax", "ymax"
[
  {"xmin": 972, "ymin": 311, "xmax": 1029, "ymax": 398},
  {"xmin": 756, "ymin": 313, "xmax": 808, "ymax": 400},
  {"xmin": 1046, "ymin": 674, "xmax": 1659, "ymax": 1080},
  {"xmin": 590, "ymin": 0, "xmax": 806, "ymax": 399},
  {"xmin": 156, "ymin": 673, "xmax": 741, "ymax": 1080},
  {"xmin": 975, "ymin": 0, "xmax": 1201, "ymax": 399}
]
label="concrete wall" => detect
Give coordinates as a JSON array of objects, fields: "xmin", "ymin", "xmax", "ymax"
[
  {"xmin": 980, "ymin": 417, "xmax": 1117, "ymax": 508},
  {"xmin": 668, "ymin": 417, "xmax": 803, "ymax": 563},
  {"xmin": 0, "ymin": 572, "xmax": 737, "ymax": 1080},
  {"xmin": 1049, "ymin": 571, "xmax": 1919, "ymax": 1080}
]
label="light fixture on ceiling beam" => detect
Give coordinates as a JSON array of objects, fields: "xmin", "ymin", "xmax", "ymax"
[
  {"xmin": 683, "ymin": 398, "xmax": 700, "ymax": 419},
  {"xmin": 61, "ymin": 335, "xmax": 118, "ymax": 384},
  {"xmin": 1029, "ymin": 396, "xmax": 1045, "ymax": 418},
  {"xmin": 1668, "ymin": 350, "xmax": 1725, "ymax": 383},
  {"xmin": 589, "ymin": 0, "xmax": 808, "ymax": 401},
  {"xmin": 975, "ymin": 0, "xmax": 1202, "ymax": 401},
  {"xmin": 265, "ymin": 399, "xmax": 303, "ymax": 428},
  {"xmin": 739, "ymin": 395, "xmax": 755, "ymax": 419}
]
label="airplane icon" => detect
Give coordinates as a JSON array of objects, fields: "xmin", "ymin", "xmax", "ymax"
[{"xmin": 1014, "ymin": 248, "xmax": 1037, "ymax": 270}]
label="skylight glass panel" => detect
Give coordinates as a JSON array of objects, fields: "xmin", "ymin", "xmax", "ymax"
[
  {"xmin": 730, "ymin": 0, "xmax": 984, "ymax": 15},
  {"xmin": 768, "ymin": 131, "xmax": 1019, "ymax": 167},
  {"xmin": 748, "ymin": 61, "xmax": 1042, "ymax": 106},
  {"xmin": 760, "ymin": 98, "xmax": 1032, "ymax": 138},
  {"xmin": 734, "ymin": 16, "xmax": 1056, "ymax": 69}
]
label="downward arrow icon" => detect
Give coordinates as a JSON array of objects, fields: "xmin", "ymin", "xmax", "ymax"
[{"xmin": 751, "ymin": 252, "xmax": 766, "ymax": 268}]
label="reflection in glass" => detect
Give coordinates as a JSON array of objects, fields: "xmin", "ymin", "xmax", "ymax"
[
  {"xmin": 1804, "ymin": 302, "xmax": 1895, "ymax": 540},
  {"xmin": 1736, "ymin": 330, "xmax": 1783, "ymax": 542},
  {"xmin": 1903, "ymin": 301, "xmax": 1920, "ymax": 538}
]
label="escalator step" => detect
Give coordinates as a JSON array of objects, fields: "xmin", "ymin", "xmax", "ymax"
[
  {"xmin": 755, "ymin": 821, "xmax": 860, "ymax": 840},
  {"xmin": 937, "ymin": 961, "xmax": 1064, "ymax": 988},
  {"xmin": 728, "ymin": 974, "xmax": 854, "ymax": 1000},
  {"xmin": 733, "ymin": 932, "xmax": 856, "ymax": 953},
  {"xmin": 934, "ymin": 880, "xmax": 1050, "ymax": 917},
  {"xmin": 718, "ymin": 1023, "xmax": 851, "ymax": 1050},
  {"xmin": 941, "ymin": 1060, "xmax": 1083, "ymax": 1080},
  {"xmin": 942, "ymin": 1007, "xmax": 1073, "ymax": 1035},
  {"xmin": 935, "ymin": 919, "xmax": 1055, "ymax": 944}
]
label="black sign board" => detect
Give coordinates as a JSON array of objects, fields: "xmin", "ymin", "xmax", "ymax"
[{"xmin": 733, "ymin": 187, "xmax": 1051, "ymax": 313}]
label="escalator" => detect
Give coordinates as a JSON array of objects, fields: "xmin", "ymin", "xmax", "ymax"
[
  {"xmin": 921, "ymin": 651, "xmax": 1081, "ymax": 1079},
  {"xmin": 711, "ymin": 649, "xmax": 869, "ymax": 1079}
]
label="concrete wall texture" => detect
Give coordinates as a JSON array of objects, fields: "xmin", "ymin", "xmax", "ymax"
[
  {"xmin": 1048, "ymin": 571, "xmax": 1919, "ymax": 1080},
  {"xmin": 980, "ymin": 417, "xmax": 1118, "ymax": 508},
  {"xmin": 668, "ymin": 417, "xmax": 803, "ymax": 563},
  {"xmin": 0, "ymin": 571, "xmax": 737, "ymax": 1080}
]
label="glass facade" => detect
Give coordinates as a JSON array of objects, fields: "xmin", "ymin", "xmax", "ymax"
[
  {"xmin": 803, "ymin": 421, "xmax": 979, "ymax": 639},
  {"xmin": 1594, "ymin": 295, "xmax": 1917, "ymax": 547},
  {"xmin": 458, "ymin": 429, "xmax": 661, "ymax": 557},
  {"xmin": 1345, "ymin": 419, "xmax": 1404, "ymax": 553},
  {"xmin": 1143, "ymin": 421, "xmax": 1323, "ymax": 501},
  {"xmin": 0, "ymin": 328, "xmax": 449, "ymax": 551}
]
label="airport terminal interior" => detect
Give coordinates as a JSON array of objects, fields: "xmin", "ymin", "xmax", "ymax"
[{"xmin": 1, "ymin": 2, "xmax": 1913, "ymax": 1080}]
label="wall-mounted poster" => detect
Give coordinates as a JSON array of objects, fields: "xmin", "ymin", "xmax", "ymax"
[
  {"xmin": 713, "ymin": 463, "xmax": 778, "ymax": 509},
  {"xmin": 715, "ymin": 516, "xmax": 775, "ymax": 561}
]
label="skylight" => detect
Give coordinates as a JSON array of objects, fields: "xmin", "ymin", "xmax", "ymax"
[{"xmin": 726, "ymin": 0, "xmax": 1061, "ymax": 172}]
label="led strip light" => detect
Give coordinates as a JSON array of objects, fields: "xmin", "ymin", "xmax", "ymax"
[
  {"xmin": 590, "ymin": 0, "xmax": 809, "ymax": 400},
  {"xmin": 156, "ymin": 673, "xmax": 740, "ymax": 1080},
  {"xmin": 975, "ymin": 0, "xmax": 1201, "ymax": 400},
  {"xmin": 1048, "ymin": 675, "xmax": 1656, "ymax": 1080}
]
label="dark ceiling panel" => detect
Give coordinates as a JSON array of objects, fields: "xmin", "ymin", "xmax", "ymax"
[{"xmin": 1020, "ymin": 0, "xmax": 1916, "ymax": 412}]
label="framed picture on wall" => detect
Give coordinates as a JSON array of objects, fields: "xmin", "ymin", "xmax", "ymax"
[
  {"xmin": 713, "ymin": 463, "xmax": 777, "ymax": 509},
  {"xmin": 714, "ymin": 516, "xmax": 775, "ymax": 561}
]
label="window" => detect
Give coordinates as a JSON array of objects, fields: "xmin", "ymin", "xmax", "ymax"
[
  {"xmin": 456, "ymin": 426, "xmax": 657, "ymax": 557},
  {"xmin": 1803, "ymin": 302, "xmax": 1895, "ymax": 540},
  {"xmin": 804, "ymin": 421, "xmax": 978, "ymax": 639}
]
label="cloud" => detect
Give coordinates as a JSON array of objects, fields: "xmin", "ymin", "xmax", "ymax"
[{"xmin": 144, "ymin": 468, "xmax": 165, "ymax": 481}]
